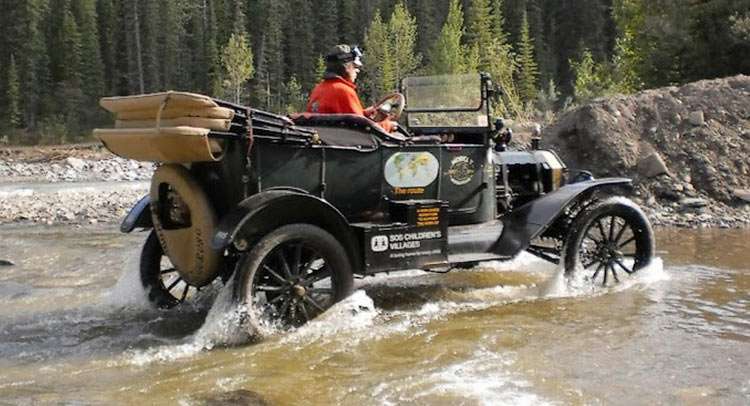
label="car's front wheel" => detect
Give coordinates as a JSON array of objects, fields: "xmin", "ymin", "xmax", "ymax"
[
  {"xmin": 564, "ymin": 197, "xmax": 655, "ymax": 286},
  {"xmin": 233, "ymin": 224, "xmax": 354, "ymax": 336}
]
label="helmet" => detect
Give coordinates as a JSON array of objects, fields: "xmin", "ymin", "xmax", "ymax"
[{"xmin": 326, "ymin": 44, "xmax": 363, "ymax": 68}]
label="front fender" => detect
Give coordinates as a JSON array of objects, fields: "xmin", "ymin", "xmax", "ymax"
[
  {"xmin": 211, "ymin": 190, "xmax": 362, "ymax": 273},
  {"xmin": 492, "ymin": 178, "xmax": 631, "ymax": 257},
  {"xmin": 120, "ymin": 194, "xmax": 152, "ymax": 233}
]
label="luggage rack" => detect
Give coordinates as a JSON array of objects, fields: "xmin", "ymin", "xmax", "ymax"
[{"xmin": 211, "ymin": 98, "xmax": 318, "ymax": 142}]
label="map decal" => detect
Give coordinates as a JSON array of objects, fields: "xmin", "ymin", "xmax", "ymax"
[{"xmin": 384, "ymin": 152, "xmax": 440, "ymax": 188}]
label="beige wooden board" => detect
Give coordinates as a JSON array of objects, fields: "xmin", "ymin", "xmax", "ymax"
[
  {"xmin": 99, "ymin": 91, "xmax": 218, "ymax": 114},
  {"xmin": 116, "ymin": 117, "xmax": 232, "ymax": 132},
  {"xmin": 113, "ymin": 106, "xmax": 235, "ymax": 121},
  {"xmin": 93, "ymin": 126, "xmax": 223, "ymax": 163}
]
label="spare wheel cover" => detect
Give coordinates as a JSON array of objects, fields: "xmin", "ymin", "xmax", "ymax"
[{"xmin": 150, "ymin": 164, "xmax": 220, "ymax": 287}]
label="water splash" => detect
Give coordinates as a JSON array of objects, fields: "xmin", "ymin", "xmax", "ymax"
[
  {"xmin": 541, "ymin": 257, "xmax": 668, "ymax": 298},
  {"xmin": 123, "ymin": 253, "xmax": 668, "ymax": 365},
  {"xmin": 97, "ymin": 245, "xmax": 151, "ymax": 310}
]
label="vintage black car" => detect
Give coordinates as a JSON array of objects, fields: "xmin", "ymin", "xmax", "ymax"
[{"xmin": 94, "ymin": 73, "xmax": 654, "ymax": 335}]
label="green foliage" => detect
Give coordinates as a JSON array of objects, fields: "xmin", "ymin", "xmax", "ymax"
[
  {"xmin": 467, "ymin": 0, "xmax": 520, "ymax": 118},
  {"xmin": 730, "ymin": 12, "xmax": 750, "ymax": 41},
  {"xmin": 221, "ymin": 32, "xmax": 255, "ymax": 104},
  {"xmin": 362, "ymin": 11, "xmax": 393, "ymax": 99},
  {"xmin": 533, "ymin": 78, "xmax": 562, "ymax": 123},
  {"xmin": 570, "ymin": 47, "xmax": 616, "ymax": 104},
  {"xmin": 362, "ymin": 3, "xmax": 422, "ymax": 102},
  {"xmin": 516, "ymin": 10, "xmax": 538, "ymax": 106},
  {"xmin": 4, "ymin": 55, "xmax": 22, "ymax": 129},
  {"xmin": 286, "ymin": 0, "xmax": 315, "ymax": 90},
  {"xmin": 426, "ymin": 0, "xmax": 473, "ymax": 75},
  {"xmin": 315, "ymin": 54, "xmax": 326, "ymax": 82},
  {"xmin": 282, "ymin": 75, "xmax": 306, "ymax": 114},
  {"xmin": 2, "ymin": 0, "xmax": 750, "ymax": 144},
  {"xmin": 389, "ymin": 3, "xmax": 423, "ymax": 85}
]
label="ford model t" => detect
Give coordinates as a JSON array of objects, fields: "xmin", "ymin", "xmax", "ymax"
[{"xmin": 94, "ymin": 73, "xmax": 654, "ymax": 335}]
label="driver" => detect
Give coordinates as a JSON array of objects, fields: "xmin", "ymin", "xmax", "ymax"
[{"xmin": 307, "ymin": 44, "xmax": 396, "ymax": 133}]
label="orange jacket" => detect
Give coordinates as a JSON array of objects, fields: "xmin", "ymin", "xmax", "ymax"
[{"xmin": 307, "ymin": 77, "xmax": 396, "ymax": 133}]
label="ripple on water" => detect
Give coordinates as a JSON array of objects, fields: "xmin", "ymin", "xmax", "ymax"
[{"xmin": 369, "ymin": 349, "xmax": 557, "ymax": 406}]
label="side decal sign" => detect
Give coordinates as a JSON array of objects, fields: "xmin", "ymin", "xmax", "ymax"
[{"xmin": 447, "ymin": 155, "xmax": 475, "ymax": 185}]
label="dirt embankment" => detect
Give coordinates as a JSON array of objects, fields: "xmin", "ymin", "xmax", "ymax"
[{"xmin": 542, "ymin": 75, "xmax": 750, "ymax": 228}]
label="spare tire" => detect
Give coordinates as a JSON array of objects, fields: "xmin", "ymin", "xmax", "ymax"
[{"xmin": 150, "ymin": 164, "xmax": 221, "ymax": 287}]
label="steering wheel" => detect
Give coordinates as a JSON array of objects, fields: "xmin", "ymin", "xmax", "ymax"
[{"xmin": 369, "ymin": 93, "xmax": 405, "ymax": 122}]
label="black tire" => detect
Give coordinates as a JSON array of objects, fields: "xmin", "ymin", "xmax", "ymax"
[
  {"xmin": 233, "ymin": 224, "xmax": 354, "ymax": 335},
  {"xmin": 564, "ymin": 197, "xmax": 655, "ymax": 287},
  {"xmin": 140, "ymin": 230, "xmax": 201, "ymax": 308}
]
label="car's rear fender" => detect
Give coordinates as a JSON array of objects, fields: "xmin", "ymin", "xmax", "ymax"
[
  {"xmin": 492, "ymin": 178, "xmax": 632, "ymax": 257},
  {"xmin": 211, "ymin": 190, "xmax": 362, "ymax": 273},
  {"xmin": 120, "ymin": 194, "xmax": 152, "ymax": 233}
]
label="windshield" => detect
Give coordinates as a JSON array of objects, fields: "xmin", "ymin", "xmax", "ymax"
[
  {"xmin": 402, "ymin": 74, "xmax": 488, "ymax": 128},
  {"xmin": 403, "ymin": 74, "xmax": 482, "ymax": 110}
]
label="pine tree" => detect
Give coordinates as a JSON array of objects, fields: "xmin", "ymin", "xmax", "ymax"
[
  {"xmin": 158, "ymin": 0, "xmax": 188, "ymax": 90},
  {"xmin": 427, "ymin": 0, "xmax": 471, "ymax": 75},
  {"xmin": 516, "ymin": 10, "xmax": 538, "ymax": 105},
  {"xmin": 58, "ymin": 4, "xmax": 84, "ymax": 122},
  {"xmin": 142, "ymin": 0, "xmax": 161, "ymax": 91},
  {"xmin": 282, "ymin": 75, "xmax": 305, "ymax": 114},
  {"xmin": 286, "ymin": 0, "xmax": 315, "ymax": 90},
  {"xmin": 412, "ymin": 0, "xmax": 446, "ymax": 61},
  {"xmin": 97, "ymin": 0, "xmax": 118, "ymax": 95},
  {"xmin": 252, "ymin": 0, "xmax": 285, "ymax": 110},
  {"xmin": 204, "ymin": 0, "xmax": 222, "ymax": 96},
  {"xmin": 5, "ymin": 55, "xmax": 22, "ymax": 129},
  {"xmin": 362, "ymin": 11, "xmax": 392, "ymax": 100},
  {"xmin": 125, "ymin": 0, "xmax": 145, "ymax": 94},
  {"xmin": 388, "ymin": 3, "xmax": 422, "ymax": 87},
  {"xmin": 72, "ymin": 0, "xmax": 105, "ymax": 123},
  {"xmin": 8, "ymin": 0, "xmax": 51, "ymax": 127},
  {"xmin": 338, "ymin": 0, "xmax": 359, "ymax": 43},
  {"xmin": 315, "ymin": 0, "xmax": 340, "ymax": 57},
  {"xmin": 467, "ymin": 0, "xmax": 493, "ymax": 54},
  {"xmin": 467, "ymin": 0, "xmax": 519, "ymax": 116},
  {"xmin": 314, "ymin": 54, "xmax": 326, "ymax": 82},
  {"xmin": 231, "ymin": 0, "xmax": 246, "ymax": 35},
  {"xmin": 222, "ymin": 32, "xmax": 254, "ymax": 103}
]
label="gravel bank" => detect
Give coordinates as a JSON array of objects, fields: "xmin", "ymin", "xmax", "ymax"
[{"xmin": 0, "ymin": 145, "xmax": 152, "ymax": 226}]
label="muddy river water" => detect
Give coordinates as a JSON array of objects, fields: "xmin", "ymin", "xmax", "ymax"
[{"xmin": 0, "ymin": 226, "xmax": 748, "ymax": 405}]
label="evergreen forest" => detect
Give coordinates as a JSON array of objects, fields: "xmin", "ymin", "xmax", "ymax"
[{"xmin": 1, "ymin": 0, "xmax": 749, "ymax": 144}]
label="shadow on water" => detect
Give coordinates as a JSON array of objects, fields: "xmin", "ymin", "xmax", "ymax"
[{"xmin": 0, "ymin": 301, "xmax": 210, "ymax": 365}]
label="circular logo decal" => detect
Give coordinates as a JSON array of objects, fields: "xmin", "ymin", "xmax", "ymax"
[
  {"xmin": 384, "ymin": 152, "xmax": 440, "ymax": 188},
  {"xmin": 448, "ymin": 156, "xmax": 475, "ymax": 185}
]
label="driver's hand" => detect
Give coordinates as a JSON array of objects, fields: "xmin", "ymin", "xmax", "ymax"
[{"xmin": 363, "ymin": 106, "xmax": 376, "ymax": 119}]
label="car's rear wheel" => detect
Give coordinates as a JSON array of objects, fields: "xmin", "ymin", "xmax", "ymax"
[
  {"xmin": 233, "ymin": 224, "xmax": 354, "ymax": 336},
  {"xmin": 564, "ymin": 198, "xmax": 654, "ymax": 286},
  {"xmin": 140, "ymin": 230, "xmax": 201, "ymax": 308}
]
